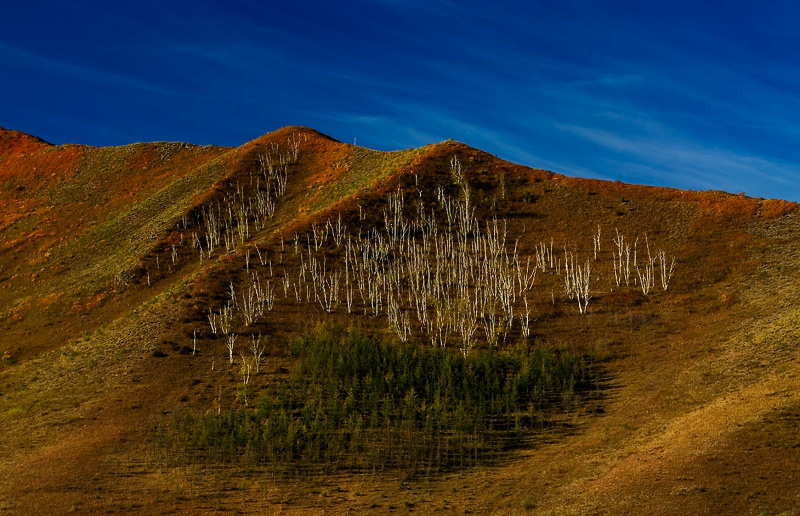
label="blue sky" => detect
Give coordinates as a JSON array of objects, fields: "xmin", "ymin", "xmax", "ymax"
[{"xmin": 2, "ymin": 1, "xmax": 799, "ymax": 201}]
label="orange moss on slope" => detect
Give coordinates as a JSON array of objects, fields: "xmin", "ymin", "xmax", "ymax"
[
  {"xmin": 558, "ymin": 176, "xmax": 689, "ymax": 204},
  {"xmin": 760, "ymin": 198, "xmax": 798, "ymax": 219},
  {"xmin": 0, "ymin": 127, "xmax": 51, "ymax": 157},
  {"xmin": 555, "ymin": 175, "xmax": 792, "ymax": 222},
  {"xmin": 694, "ymin": 190, "xmax": 759, "ymax": 219},
  {"xmin": 0, "ymin": 144, "xmax": 84, "ymax": 188}
]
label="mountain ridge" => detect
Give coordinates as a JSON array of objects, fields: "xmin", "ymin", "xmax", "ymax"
[{"xmin": 1, "ymin": 125, "xmax": 799, "ymax": 514}]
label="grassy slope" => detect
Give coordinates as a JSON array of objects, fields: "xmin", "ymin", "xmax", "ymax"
[
  {"xmin": 0, "ymin": 130, "xmax": 232, "ymax": 359},
  {"xmin": 1, "ymin": 126, "xmax": 799, "ymax": 514}
]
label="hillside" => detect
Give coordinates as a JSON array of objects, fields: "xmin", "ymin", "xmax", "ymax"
[{"xmin": 1, "ymin": 125, "xmax": 799, "ymax": 515}]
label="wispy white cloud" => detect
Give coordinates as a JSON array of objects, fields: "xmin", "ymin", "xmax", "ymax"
[
  {"xmin": 2, "ymin": 1, "xmax": 797, "ymax": 201},
  {"xmin": 569, "ymin": 73, "xmax": 645, "ymax": 89},
  {"xmin": 557, "ymin": 122, "xmax": 799, "ymax": 197},
  {"xmin": 0, "ymin": 42, "xmax": 181, "ymax": 97}
]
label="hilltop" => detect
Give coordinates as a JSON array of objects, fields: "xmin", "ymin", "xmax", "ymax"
[{"xmin": 1, "ymin": 126, "xmax": 799, "ymax": 515}]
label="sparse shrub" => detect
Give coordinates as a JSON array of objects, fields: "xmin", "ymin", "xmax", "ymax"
[{"xmin": 1, "ymin": 349, "xmax": 16, "ymax": 366}]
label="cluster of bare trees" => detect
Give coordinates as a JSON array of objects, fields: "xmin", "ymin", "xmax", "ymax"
[
  {"xmin": 199, "ymin": 155, "xmax": 678, "ymax": 362},
  {"xmin": 259, "ymin": 156, "xmax": 675, "ymax": 354},
  {"xmin": 238, "ymin": 271, "xmax": 275, "ymax": 325},
  {"xmin": 563, "ymin": 252, "xmax": 591, "ymax": 313},
  {"xmin": 611, "ymin": 229, "xmax": 675, "ymax": 295},
  {"xmin": 186, "ymin": 139, "xmax": 299, "ymax": 264},
  {"xmin": 273, "ymin": 181, "xmax": 546, "ymax": 354},
  {"xmin": 150, "ymin": 138, "xmax": 299, "ymax": 393}
]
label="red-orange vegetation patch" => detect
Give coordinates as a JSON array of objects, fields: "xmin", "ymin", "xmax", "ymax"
[
  {"xmin": 560, "ymin": 177, "xmax": 693, "ymax": 205},
  {"xmin": 0, "ymin": 128, "xmax": 51, "ymax": 157},
  {"xmin": 418, "ymin": 142, "xmax": 558, "ymax": 189},
  {"xmin": 85, "ymin": 292, "xmax": 107, "ymax": 311},
  {"xmin": 240, "ymin": 125, "xmax": 331, "ymax": 151},
  {"xmin": 541, "ymin": 174, "xmax": 792, "ymax": 226},
  {"xmin": 695, "ymin": 191, "xmax": 759, "ymax": 219},
  {"xmin": 35, "ymin": 291, "xmax": 63, "ymax": 309},
  {"xmin": 69, "ymin": 292, "xmax": 108, "ymax": 314},
  {"xmin": 760, "ymin": 198, "xmax": 798, "ymax": 219},
  {"xmin": 1, "ymin": 232, "xmax": 39, "ymax": 254},
  {"xmin": 0, "ymin": 144, "xmax": 84, "ymax": 187},
  {"xmin": 418, "ymin": 140, "xmax": 474, "ymax": 164},
  {"xmin": 513, "ymin": 163, "xmax": 557, "ymax": 183},
  {"xmin": 292, "ymin": 142, "xmax": 354, "ymax": 209},
  {"xmin": 304, "ymin": 154, "xmax": 352, "ymax": 188}
]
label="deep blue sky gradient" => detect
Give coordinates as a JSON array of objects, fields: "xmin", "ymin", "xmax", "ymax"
[{"xmin": 2, "ymin": 1, "xmax": 799, "ymax": 200}]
